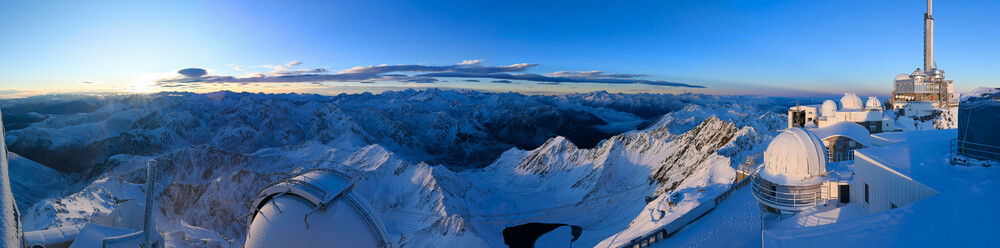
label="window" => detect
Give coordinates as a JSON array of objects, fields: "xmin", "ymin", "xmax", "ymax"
[
  {"xmin": 864, "ymin": 183, "xmax": 870, "ymax": 204},
  {"xmin": 847, "ymin": 150, "xmax": 854, "ymax": 160},
  {"xmin": 891, "ymin": 202, "xmax": 898, "ymax": 209}
]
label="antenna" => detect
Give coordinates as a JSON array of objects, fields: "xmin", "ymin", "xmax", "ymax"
[{"xmin": 142, "ymin": 160, "xmax": 158, "ymax": 248}]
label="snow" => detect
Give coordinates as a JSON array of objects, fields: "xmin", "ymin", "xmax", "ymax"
[
  {"xmin": 652, "ymin": 186, "xmax": 761, "ymax": 248},
  {"xmin": 67, "ymin": 223, "xmax": 136, "ymax": 248},
  {"xmin": 3, "ymin": 90, "xmax": 795, "ymax": 247},
  {"xmin": 765, "ymin": 204, "xmax": 866, "ymax": 229},
  {"xmin": 808, "ymin": 121, "xmax": 871, "ymax": 147},
  {"xmin": 595, "ymin": 154, "xmax": 735, "ymax": 247},
  {"xmin": 8, "ymin": 152, "xmax": 68, "ymax": 211}
]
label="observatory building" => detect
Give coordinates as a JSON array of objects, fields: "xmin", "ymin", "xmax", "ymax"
[
  {"xmin": 245, "ymin": 169, "xmax": 394, "ymax": 248},
  {"xmin": 788, "ymin": 93, "xmax": 896, "ymax": 133},
  {"xmin": 891, "ymin": 0, "xmax": 955, "ymax": 116},
  {"xmin": 751, "ymin": 128, "xmax": 846, "ymax": 214}
]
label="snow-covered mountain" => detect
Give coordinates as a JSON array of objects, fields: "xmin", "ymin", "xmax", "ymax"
[{"xmin": 4, "ymin": 90, "xmax": 791, "ymax": 247}]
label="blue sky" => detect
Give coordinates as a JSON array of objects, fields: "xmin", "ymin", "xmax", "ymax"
[{"xmin": 0, "ymin": 0, "xmax": 997, "ymax": 97}]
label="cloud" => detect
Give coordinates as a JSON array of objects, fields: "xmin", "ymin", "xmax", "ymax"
[
  {"xmin": 546, "ymin": 71, "xmax": 647, "ymax": 79},
  {"xmin": 80, "ymin": 81, "xmax": 94, "ymax": 84},
  {"xmin": 458, "ymin": 59, "xmax": 483, "ymax": 66},
  {"xmin": 151, "ymin": 60, "xmax": 704, "ymax": 89},
  {"xmin": 178, "ymin": 68, "xmax": 208, "ymax": 78},
  {"xmin": 417, "ymin": 72, "xmax": 705, "ymax": 88},
  {"xmin": 490, "ymin": 80, "xmax": 513, "ymax": 84}
]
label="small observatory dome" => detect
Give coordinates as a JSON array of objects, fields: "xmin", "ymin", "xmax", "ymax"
[
  {"xmin": 820, "ymin": 100, "xmax": 838, "ymax": 117},
  {"xmin": 761, "ymin": 128, "xmax": 827, "ymax": 184},
  {"xmin": 866, "ymin": 96, "xmax": 883, "ymax": 110},
  {"xmin": 245, "ymin": 169, "xmax": 394, "ymax": 248},
  {"xmin": 840, "ymin": 93, "xmax": 863, "ymax": 110},
  {"xmin": 894, "ymin": 73, "xmax": 910, "ymax": 81},
  {"xmin": 910, "ymin": 68, "xmax": 926, "ymax": 80}
]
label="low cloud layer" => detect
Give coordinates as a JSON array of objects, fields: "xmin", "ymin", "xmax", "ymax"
[{"xmin": 153, "ymin": 60, "xmax": 704, "ymax": 88}]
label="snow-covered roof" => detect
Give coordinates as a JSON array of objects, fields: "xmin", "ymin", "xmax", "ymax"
[
  {"xmin": 809, "ymin": 121, "xmax": 871, "ymax": 147},
  {"xmin": 765, "ymin": 129, "xmax": 1000, "ymax": 247},
  {"xmin": 65, "ymin": 223, "xmax": 136, "ymax": 248},
  {"xmin": 245, "ymin": 168, "xmax": 394, "ymax": 248},
  {"xmin": 760, "ymin": 128, "xmax": 827, "ymax": 185},
  {"xmin": 840, "ymin": 93, "xmax": 863, "ymax": 110}
]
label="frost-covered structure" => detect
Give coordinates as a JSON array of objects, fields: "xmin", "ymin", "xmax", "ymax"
[
  {"xmin": 0, "ymin": 108, "xmax": 24, "ymax": 248},
  {"xmin": 788, "ymin": 93, "xmax": 896, "ymax": 133},
  {"xmin": 245, "ymin": 169, "xmax": 394, "ymax": 248}
]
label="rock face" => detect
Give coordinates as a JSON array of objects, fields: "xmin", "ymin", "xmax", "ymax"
[{"xmin": 5, "ymin": 90, "xmax": 792, "ymax": 248}]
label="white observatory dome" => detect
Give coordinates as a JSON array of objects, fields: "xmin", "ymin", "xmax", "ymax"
[
  {"xmin": 840, "ymin": 93, "xmax": 863, "ymax": 110},
  {"xmin": 761, "ymin": 128, "xmax": 827, "ymax": 185},
  {"xmin": 894, "ymin": 73, "xmax": 910, "ymax": 81},
  {"xmin": 866, "ymin": 96, "xmax": 883, "ymax": 110},
  {"xmin": 910, "ymin": 68, "xmax": 926, "ymax": 79},
  {"xmin": 245, "ymin": 169, "xmax": 394, "ymax": 248},
  {"xmin": 820, "ymin": 100, "xmax": 837, "ymax": 117}
]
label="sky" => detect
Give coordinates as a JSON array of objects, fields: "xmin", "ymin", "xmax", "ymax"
[{"xmin": 0, "ymin": 0, "xmax": 998, "ymax": 98}]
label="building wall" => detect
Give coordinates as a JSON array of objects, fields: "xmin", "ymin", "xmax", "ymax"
[
  {"xmin": 823, "ymin": 136, "xmax": 865, "ymax": 162},
  {"xmin": 851, "ymin": 152, "xmax": 938, "ymax": 214}
]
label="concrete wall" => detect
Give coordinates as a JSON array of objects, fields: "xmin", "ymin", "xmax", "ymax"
[{"xmin": 851, "ymin": 152, "xmax": 938, "ymax": 214}]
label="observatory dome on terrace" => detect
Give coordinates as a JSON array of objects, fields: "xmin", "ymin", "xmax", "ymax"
[
  {"xmin": 840, "ymin": 93, "xmax": 864, "ymax": 110},
  {"xmin": 244, "ymin": 169, "xmax": 394, "ymax": 248},
  {"xmin": 753, "ymin": 128, "xmax": 830, "ymax": 214}
]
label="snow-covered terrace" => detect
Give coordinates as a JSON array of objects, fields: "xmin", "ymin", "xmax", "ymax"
[{"xmin": 763, "ymin": 129, "xmax": 1000, "ymax": 247}]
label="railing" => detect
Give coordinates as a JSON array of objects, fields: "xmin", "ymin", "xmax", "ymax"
[
  {"xmin": 750, "ymin": 176, "xmax": 823, "ymax": 212},
  {"xmin": 951, "ymin": 139, "xmax": 1000, "ymax": 166}
]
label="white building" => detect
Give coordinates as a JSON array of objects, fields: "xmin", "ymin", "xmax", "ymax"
[
  {"xmin": 788, "ymin": 93, "xmax": 896, "ymax": 133},
  {"xmin": 852, "ymin": 149, "xmax": 938, "ymax": 214},
  {"xmin": 752, "ymin": 128, "xmax": 845, "ymax": 215}
]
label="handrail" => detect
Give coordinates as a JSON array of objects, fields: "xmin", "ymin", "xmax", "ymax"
[
  {"xmin": 951, "ymin": 139, "xmax": 1000, "ymax": 166},
  {"xmin": 750, "ymin": 176, "xmax": 823, "ymax": 211}
]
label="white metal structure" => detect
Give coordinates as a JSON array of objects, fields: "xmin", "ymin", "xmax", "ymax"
[
  {"xmin": 752, "ymin": 128, "xmax": 830, "ymax": 214},
  {"xmin": 852, "ymin": 151, "xmax": 938, "ymax": 214},
  {"xmin": 245, "ymin": 168, "xmax": 394, "ymax": 248},
  {"xmin": 0, "ymin": 108, "xmax": 23, "ymax": 248},
  {"xmin": 892, "ymin": 0, "xmax": 955, "ymax": 112}
]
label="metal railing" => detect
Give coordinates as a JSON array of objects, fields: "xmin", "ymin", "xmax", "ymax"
[
  {"xmin": 750, "ymin": 176, "xmax": 823, "ymax": 212},
  {"xmin": 951, "ymin": 139, "xmax": 1000, "ymax": 166}
]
